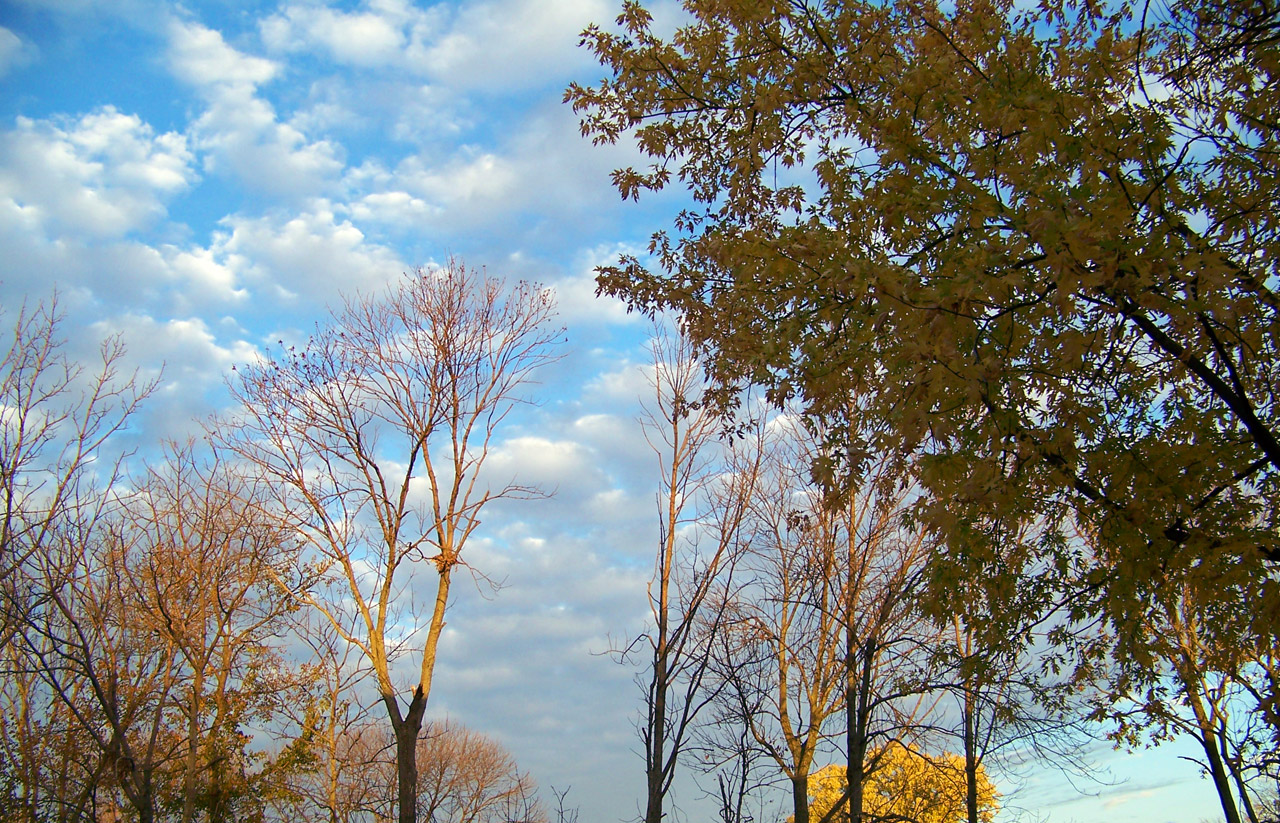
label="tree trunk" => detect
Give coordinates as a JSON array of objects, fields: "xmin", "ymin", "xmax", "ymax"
[
  {"xmin": 1182, "ymin": 671, "xmax": 1243, "ymax": 823},
  {"xmin": 183, "ymin": 664, "xmax": 205, "ymax": 823},
  {"xmin": 963, "ymin": 683, "xmax": 979, "ymax": 823},
  {"xmin": 1199, "ymin": 725, "xmax": 1244, "ymax": 823},
  {"xmin": 644, "ymin": 649, "xmax": 667, "ymax": 823},
  {"xmin": 845, "ymin": 636, "xmax": 874, "ymax": 823},
  {"xmin": 791, "ymin": 773, "xmax": 811, "ymax": 823},
  {"xmin": 388, "ymin": 685, "xmax": 428, "ymax": 823}
]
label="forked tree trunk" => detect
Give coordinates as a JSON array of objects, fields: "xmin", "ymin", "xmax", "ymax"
[{"xmin": 388, "ymin": 685, "xmax": 428, "ymax": 823}]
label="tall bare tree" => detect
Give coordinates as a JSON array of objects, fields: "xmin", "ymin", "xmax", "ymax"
[
  {"xmin": 628, "ymin": 326, "xmax": 757, "ymax": 823},
  {"xmin": 1, "ymin": 295, "xmax": 153, "ymax": 640},
  {"xmin": 221, "ymin": 261, "xmax": 562, "ymax": 823}
]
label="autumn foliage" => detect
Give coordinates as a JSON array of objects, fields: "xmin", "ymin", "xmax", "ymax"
[{"xmin": 808, "ymin": 743, "xmax": 998, "ymax": 823}]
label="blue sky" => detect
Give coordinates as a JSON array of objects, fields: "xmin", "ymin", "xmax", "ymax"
[{"xmin": 0, "ymin": 1, "xmax": 1229, "ymax": 820}]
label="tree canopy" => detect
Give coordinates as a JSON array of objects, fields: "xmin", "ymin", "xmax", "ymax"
[{"xmin": 567, "ymin": 0, "xmax": 1280, "ymax": 696}]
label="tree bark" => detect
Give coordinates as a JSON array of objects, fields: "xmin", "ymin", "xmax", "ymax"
[
  {"xmin": 963, "ymin": 683, "xmax": 979, "ymax": 823},
  {"xmin": 389, "ymin": 685, "xmax": 428, "ymax": 823},
  {"xmin": 791, "ymin": 773, "xmax": 811, "ymax": 823},
  {"xmin": 644, "ymin": 641, "xmax": 668, "ymax": 823}
]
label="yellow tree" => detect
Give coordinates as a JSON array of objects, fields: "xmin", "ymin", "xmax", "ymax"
[
  {"xmin": 222, "ymin": 261, "xmax": 562, "ymax": 823},
  {"xmin": 809, "ymin": 743, "xmax": 998, "ymax": 823}
]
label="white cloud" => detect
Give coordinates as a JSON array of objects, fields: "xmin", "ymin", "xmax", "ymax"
[
  {"xmin": 162, "ymin": 245, "xmax": 248, "ymax": 306},
  {"xmin": 353, "ymin": 99, "xmax": 674, "ymax": 247},
  {"xmin": 483, "ymin": 435, "xmax": 606, "ymax": 496},
  {"xmin": 394, "ymin": 149, "xmax": 517, "ymax": 212},
  {"xmin": 345, "ymin": 189, "xmax": 438, "ymax": 225},
  {"xmin": 212, "ymin": 203, "xmax": 405, "ymax": 307},
  {"xmin": 261, "ymin": 3, "xmax": 411, "ymax": 67},
  {"xmin": 84, "ymin": 311, "xmax": 260, "ymax": 441},
  {"xmin": 0, "ymin": 107, "xmax": 195, "ymax": 239},
  {"xmin": 546, "ymin": 245, "xmax": 646, "ymax": 328},
  {"xmin": 586, "ymin": 358, "xmax": 655, "ymax": 404},
  {"xmin": 168, "ymin": 20, "xmax": 343, "ymax": 198},
  {"xmin": 190, "ymin": 91, "xmax": 345, "ymax": 197},
  {"xmin": 88, "ymin": 311, "xmax": 255, "ymax": 377},
  {"xmin": 407, "ymin": 0, "xmax": 609, "ymax": 91},
  {"xmin": 259, "ymin": 0, "xmax": 607, "ymax": 92},
  {"xmin": 0, "ymin": 27, "xmax": 36, "ymax": 78},
  {"xmin": 168, "ymin": 19, "xmax": 278, "ymax": 92}
]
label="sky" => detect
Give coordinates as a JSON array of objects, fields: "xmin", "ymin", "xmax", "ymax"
[{"xmin": 0, "ymin": 0, "xmax": 1231, "ymax": 821}]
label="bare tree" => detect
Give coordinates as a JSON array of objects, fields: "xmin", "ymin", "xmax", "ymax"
[
  {"xmin": 221, "ymin": 261, "xmax": 562, "ymax": 823},
  {"xmin": 706, "ymin": 414, "xmax": 847, "ymax": 823},
  {"xmin": 302, "ymin": 718, "xmax": 544, "ymax": 823},
  {"xmin": 703, "ymin": 414, "xmax": 939, "ymax": 823},
  {"xmin": 122, "ymin": 440, "xmax": 307, "ymax": 823},
  {"xmin": 627, "ymin": 325, "xmax": 758, "ymax": 823},
  {"xmin": 1, "ymin": 295, "xmax": 153, "ymax": 640},
  {"xmin": 0, "ymin": 624, "xmax": 100, "ymax": 822},
  {"xmin": 273, "ymin": 610, "xmax": 379, "ymax": 823},
  {"xmin": 414, "ymin": 719, "xmax": 544, "ymax": 823},
  {"xmin": 1, "ymin": 296, "xmax": 158, "ymax": 822}
]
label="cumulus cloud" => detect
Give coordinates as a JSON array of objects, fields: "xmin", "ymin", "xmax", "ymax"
[
  {"xmin": 481, "ymin": 435, "xmax": 610, "ymax": 503},
  {"xmin": 346, "ymin": 98, "xmax": 678, "ymax": 254},
  {"xmin": 211, "ymin": 203, "xmax": 405, "ymax": 308},
  {"xmin": 168, "ymin": 19, "xmax": 278, "ymax": 92},
  {"xmin": 258, "ymin": 0, "xmax": 603, "ymax": 91},
  {"xmin": 407, "ymin": 0, "xmax": 610, "ymax": 91},
  {"xmin": 167, "ymin": 20, "xmax": 343, "ymax": 198},
  {"xmin": 545, "ymin": 245, "xmax": 649, "ymax": 328},
  {"xmin": 346, "ymin": 189, "xmax": 438, "ymax": 225},
  {"xmin": 260, "ymin": 2, "xmax": 415, "ymax": 67},
  {"xmin": 190, "ymin": 92, "xmax": 345, "ymax": 197},
  {"xmin": 84, "ymin": 311, "xmax": 260, "ymax": 441},
  {"xmin": 161, "ymin": 245, "xmax": 249, "ymax": 307},
  {"xmin": 0, "ymin": 107, "xmax": 195, "ymax": 239},
  {"xmin": 392, "ymin": 149, "xmax": 517, "ymax": 214},
  {"xmin": 586, "ymin": 357, "xmax": 657, "ymax": 405}
]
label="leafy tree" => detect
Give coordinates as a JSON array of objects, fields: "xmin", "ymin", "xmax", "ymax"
[
  {"xmin": 222, "ymin": 261, "xmax": 562, "ymax": 823},
  {"xmin": 567, "ymin": 0, "xmax": 1280, "ymax": 759},
  {"xmin": 808, "ymin": 742, "xmax": 998, "ymax": 823}
]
